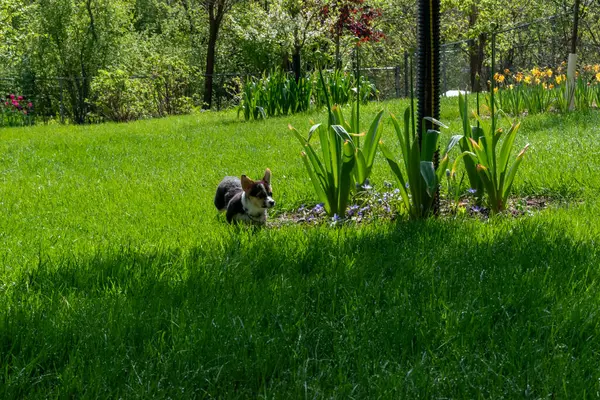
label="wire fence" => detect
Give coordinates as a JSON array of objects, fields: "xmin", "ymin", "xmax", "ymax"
[{"xmin": 1, "ymin": 9, "xmax": 597, "ymax": 126}]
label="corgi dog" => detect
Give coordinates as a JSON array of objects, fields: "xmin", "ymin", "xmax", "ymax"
[{"xmin": 214, "ymin": 169, "xmax": 275, "ymax": 224}]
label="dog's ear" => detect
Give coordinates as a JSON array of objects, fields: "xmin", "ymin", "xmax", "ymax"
[
  {"xmin": 262, "ymin": 168, "xmax": 271, "ymax": 185},
  {"xmin": 241, "ymin": 175, "xmax": 254, "ymax": 192}
]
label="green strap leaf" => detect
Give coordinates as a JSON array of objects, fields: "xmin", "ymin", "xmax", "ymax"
[{"xmin": 420, "ymin": 161, "xmax": 437, "ymax": 198}]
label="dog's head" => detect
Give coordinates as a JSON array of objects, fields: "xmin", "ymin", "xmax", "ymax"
[{"xmin": 241, "ymin": 169, "xmax": 275, "ymax": 210}]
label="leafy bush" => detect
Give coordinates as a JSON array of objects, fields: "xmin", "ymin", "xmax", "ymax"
[
  {"xmin": 147, "ymin": 56, "xmax": 196, "ymax": 117},
  {"xmin": 90, "ymin": 70, "xmax": 154, "ymax": 122},
  {"xmin": 90, "ymin": 58, "xmax": 197, "ymax": 122}
]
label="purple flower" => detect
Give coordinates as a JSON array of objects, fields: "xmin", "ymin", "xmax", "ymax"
[
  {"xmin": 384, "ymin": 205, "xmax": 391, "ymax": 213},
  {"xmin": 313, "ymin": 203, "xmax": 325, "ymax": 214},
  {"xmin": 393, "ymin": 188, "xmax": 400, "ymax": 195},
  {"xmin": 405, "ymin": 183, "xmax": 410, "ymax": 189},
  {"xmin": 471, "ymin": 206, "xmax": 482, "ymax": 213},
  {"xmin": 467, "ymin": 188, "xmax": 477, "ymax": 195},
  {"xmin": 357, "ymin": 179, "xmax": 372, "ymax": 191},
  {"xmin": 347, "ymin": 205, "xmax": 359, "ymax": 216},
  {"xmin": 332, "ymin": 214, "xmax": 341, "ymax": 222},
  {"xmin": 298, "ymin": 204, "xmax": 305, "ymax": 212}
]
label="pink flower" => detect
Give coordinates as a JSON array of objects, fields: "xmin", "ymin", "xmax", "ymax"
[
  {"xmin": 4, "ymin": 101, "xmax": 8, "ymax": 106},
  {"xmin": 12, "ymin": 100, "xmax": 19, "ymax": 107},
  {"xmin": 27, "ymin": 102, "xmax": 32, "ymax": 108},
  {"xmin": 9, "ymin": 94, "xmax": 15, "ymax": 100}
]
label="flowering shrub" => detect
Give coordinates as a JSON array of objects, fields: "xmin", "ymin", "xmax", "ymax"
[{"xmin": 1, "ymin": 94, "xmax": 34, "ymax": 127}]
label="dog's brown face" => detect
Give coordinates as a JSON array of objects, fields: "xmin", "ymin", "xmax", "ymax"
[{"xmin": 241, "ymin": 169, "xmax": 275, "ymax": 209}]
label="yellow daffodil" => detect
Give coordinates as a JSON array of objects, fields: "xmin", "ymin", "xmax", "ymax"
[
  {"xmin": 594, "ymin": 64, "xmax": 600, "ymax": 73},
  {"xmin": 549, "ymin": 83, "xmax": 554, "ymax": 89},
  {"xmin": 596, "ymin": 72, "xmax": 600, "ymax": 82},
  {"xmin": 524, "ymin": 75, "xmax": 532, "ymax": 84},
  {"xmin": 493, "ymin": 87, "xmax": 499, "ymax": 93},
  {"xmin": 515, "ymin": 72, "xmax": 524, "ymax": 83},
  {"xmin": 535, "ymin": 77, "xmax": 541, "ymax": 85},
  {"xmin": 555, "ymin": 75, "xmax": 563, "ymax": 85},
  {"xmin": 545, "ymin": 69, "xmax": 552, "ymax": 78},
  {"xmin": 531, "ymin": 67, "xmax": 541, "ymax": 77},
  {"xmin": 509, "ymin": 84, "xmax": 514, "ymax": 90}
]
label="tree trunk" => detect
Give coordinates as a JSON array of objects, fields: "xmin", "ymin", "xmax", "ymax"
[
  {"xmin": 292, "ymin": 46, "xmax": 301, "ymax": 83},
  {"xmin": 469, "ymin": 33, "xmax": 486, "ymax": 92},
  {"xmin": 335, "ymin": 32, "xmax": 341, "ymax": 70},
  {"xmin": 571, "ymin": 0, "xmax": 580, "ymax": 54},
  {"xmin": 467, "ymin": 5, "xmax": 484, "ymax": 92},
  {"xmin": 203, "ymin": 20, "xmax": 219, "ymax": 110}
]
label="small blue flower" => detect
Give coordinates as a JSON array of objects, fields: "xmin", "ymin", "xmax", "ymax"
[
  {"xmin": 313, "ymin": 203, "xmax": 325, "ymax": 214},
  {"xmin": 298, "ymin": 204, "xmax": 305, "ymax": 212},
  {"xmin": 332, "ymin": 214, "xmax": 341, "ymax": 222},
  {"xmin": 384, "ymin": 205, "xmax": 391, "ymax": 213},
  {"xmin": 347, "ymin": 205, "xmax": 359, "ymax": 216},
  {"xmin": 472, "ymin": 205, "xmax": 481, "ymax": 213},
  {"xmin": 383, "ymin": 181, "xmax": 393, "ymax": 188},
  {"xmin": 467, "ymin": 188, "xmax": 477, "ymax": 195},
  {"xmin": 405, "ymin": 182, "xmax": 410, "ymax": 189},
  {"xmin": 393, "ymin": 188, "xmax": 400, "ymax": 195}
]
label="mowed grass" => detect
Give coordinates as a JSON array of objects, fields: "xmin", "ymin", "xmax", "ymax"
[{"xmin": 1, "ymin": 99, "xmax": 600, "ymax": 398}]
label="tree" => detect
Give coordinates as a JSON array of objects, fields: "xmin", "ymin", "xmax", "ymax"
[
  {"xmin": 35, "ymin": 0, "xmax": 126, "ymax": 123},
  {"xmin": 181, "ymin": 0, "xmax": 240, "ymax": 110}
]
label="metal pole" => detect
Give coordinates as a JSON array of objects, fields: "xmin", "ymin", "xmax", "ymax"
[
  {"xmin": 394, "ymin": 65, "xmax": 401, "ymax": 98},
  {"xmin": 59, "ymin": 78, "xmax": 65, "ymax": 124},
  {"xmin": 442, "ymin": 47, "xmax": 447, "ymax": 95},
  {"xmin": 403, "ymin": 51, "xmax": 409, "ymax": 98}
]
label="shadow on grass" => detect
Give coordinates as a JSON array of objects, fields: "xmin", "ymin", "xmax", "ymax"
[{"xmin": 2, "ymin": 216, "xmax": 600, "ymax": 398}]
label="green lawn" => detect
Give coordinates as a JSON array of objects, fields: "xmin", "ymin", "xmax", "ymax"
[{"xmin": 1, "ymin": 99, "xmax": 599, "ymax": 398}]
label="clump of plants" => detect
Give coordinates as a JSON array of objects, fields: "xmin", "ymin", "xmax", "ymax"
[
  {"xmin": 492, "ymin": 63, "xmax": 600, "ymax": 115},
  {"xmin": 289, "ymin": 63, "xmax": 384, "ymax": 219},
  {"xmin": 459, "ymin": 91, "xmax": 530, "ymax": 214},
  {"xmin": 1, "ymin": 94, "xmax": 34, "ymax": 127},
  {"xmin": 238, "ymin": 69, "xmax": 378, "ymax": 121},
  {"xmin": 380, "ymin": 107, "xmax": 466, "ymax": 219}
]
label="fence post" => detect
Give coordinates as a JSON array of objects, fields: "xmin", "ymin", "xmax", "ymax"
[
  {"xmin": 442, "ymin": 47, "xmax": 447, "ymax": 95},
  {"xmin": 217, "ymin": 74, "xmax": 222, "ymax": 111},
  {"xmin": 403, "ymin": 51, "xmax": 409, "ymax": 98},
  {"xmin": 394, "ymin": 65, "xmax": 401, "ymax": 98},
  {"xmin": 59, "ymin": 78, "xmax": 65, "ymax": 124}
]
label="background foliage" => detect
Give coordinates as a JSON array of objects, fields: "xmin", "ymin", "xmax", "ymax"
[{"xmin": 0, "ymin": 0, "xmax": 598, "ymax": 122}]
